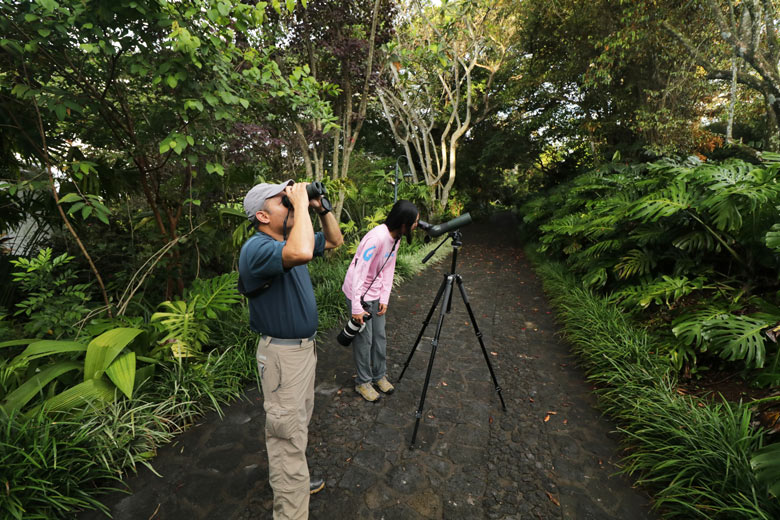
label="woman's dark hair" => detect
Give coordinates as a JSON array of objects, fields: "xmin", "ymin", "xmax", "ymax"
[{"xmin": 385, "ymin": 199, "xmax": 419, "ymax": 244}]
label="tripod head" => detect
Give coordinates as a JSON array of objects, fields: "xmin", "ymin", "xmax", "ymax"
[{"xmin": 421, "ymin": 229, "xmax": 463, "ymax": 264}]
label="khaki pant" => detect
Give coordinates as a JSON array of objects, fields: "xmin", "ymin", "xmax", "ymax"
[{"xmin": 257, "ymin": 336, "xmax": 317, "ymax": 520}]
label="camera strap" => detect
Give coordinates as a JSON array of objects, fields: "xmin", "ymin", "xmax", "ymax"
[{"xmin": 359, "ymin": 236, "xmax": 400, "ymax": 309}]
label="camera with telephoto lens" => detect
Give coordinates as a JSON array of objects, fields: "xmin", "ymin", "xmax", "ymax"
[
  {"xmin": 282, "ymin": 181, "xmax": 332, "ymax": 213},
  {"xmin": 337, "ymin": 299, "xmax": 372, "ymax": 346},
  {"xmin": 336, "ymin": 313, "xmax": 372, "ymax": 346}
]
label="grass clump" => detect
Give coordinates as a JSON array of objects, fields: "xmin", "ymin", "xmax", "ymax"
[{"xmin": 534, "ymin": 255, "xmax": 779, "ymax": 519}]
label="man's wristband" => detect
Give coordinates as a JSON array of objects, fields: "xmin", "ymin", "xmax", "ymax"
[{"xmin": 317, "ymin": 208, "xmax": 330, "ymax": 216}]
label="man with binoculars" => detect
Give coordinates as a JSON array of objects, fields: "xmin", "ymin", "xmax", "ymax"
[{"xmin": 239, "ymin": 179, "xmax": 343, "ymax": 519}]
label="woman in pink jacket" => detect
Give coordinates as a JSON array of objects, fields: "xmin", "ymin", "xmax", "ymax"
[{"xmin": 342, "ymin": 200, "xmax": 420, "ymax": 402}]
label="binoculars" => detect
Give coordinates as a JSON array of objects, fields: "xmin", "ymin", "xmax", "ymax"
[{"xmin": 282, "ymin": 181, "xmax": 332, "ymax": 213}]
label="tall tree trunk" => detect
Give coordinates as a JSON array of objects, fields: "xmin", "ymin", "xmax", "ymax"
[
  {"xmin": 30, "ymin": 94, "xmax": 113, "ymax": 316},
  {"xmin": 727, "ymin": 56, "xmax": 737, "ymax": 143}
]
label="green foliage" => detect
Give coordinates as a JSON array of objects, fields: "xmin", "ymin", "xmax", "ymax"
[
  {"xmin": 752, "ymin": 442, "xmax": 780, "ymax": 499},
  {"xmin": 535, "ymin": 258, "xmax": 777, "ymax": 519},
  {"xmin": 0, "ymin": 411, "xmax": 119, "ymax": 519},
  {"xmin": 522, "ymin": 156, "xmax": 780, "ymax": 377},
  {"xmin": 10, "ymin": 248, "xmax": 93, "ymax": 338},
  {"xmin": 151, "ymin": 273, "xmax": 241, "ymax": 357},
  {"xmin": 1, "ymin": 327, "xmax": 146, "ymax": 416}
]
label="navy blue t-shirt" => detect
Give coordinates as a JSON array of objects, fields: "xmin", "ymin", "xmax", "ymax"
[{"xmin": 239, "ymin": 231, "xmax": 326, "ymax": 338}]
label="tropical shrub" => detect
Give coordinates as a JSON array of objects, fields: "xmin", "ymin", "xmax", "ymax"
[
  {"xmin": 1, "ymin": 411, "xmax": 119, "ymax": 519},
  {"xmin": 0, "ymin": 327, "xmax": 153, "ymax": 416},
  {"xmin": 150, "ymin": 272, "xmax": 241, "ymax": 358},
  {"xmin": 521, "ymin": 155, "xmax": 780, "ymax": 379},
  {"xmin": 535, "ymin": 258, "xmax": 778, "ymax": 519},
  {"xmin": 10, "ymin": 249, "xmax": 93, "ymax": 339}
]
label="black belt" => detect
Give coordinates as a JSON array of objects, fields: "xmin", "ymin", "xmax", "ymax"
[{"xmin": 261, "ymin": 334, "xmax": 316, "ymax": 346}]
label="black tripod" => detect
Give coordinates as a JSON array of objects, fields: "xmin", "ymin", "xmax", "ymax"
[{"xmin": 397, "ymin": 230, "xmax": 507, "ymax": 448}]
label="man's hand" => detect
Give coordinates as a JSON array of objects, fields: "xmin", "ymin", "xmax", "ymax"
[
  {"xmin": 309, "ymin": 195, "xmax": 325, "ymax": 212},
  {"xmin": 377, "ymin": 303, "xmax": 387, "ymax": 316},
  {"xmin": 286, "ymin": 182, "xmax": 310, "ymax": 211}
]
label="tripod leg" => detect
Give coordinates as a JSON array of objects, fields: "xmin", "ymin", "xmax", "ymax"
[
  {"xmin": 410, "ymin": 275, "xmax": 454, "ymax": 448},
  {"xmin": 397, "ymin": 274, "xmax": 448, "ymax": 382},
  {"xmin": 455, "ymin": 275, "xmax": 507, "ymax": 411}
]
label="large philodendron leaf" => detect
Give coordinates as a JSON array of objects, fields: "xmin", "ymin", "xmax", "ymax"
[
  {"xmin": 83, "ymin": 328, "xmax": 143, "ymax": 381},
  {"xmin": 672, "ymin": 307, "xmax": 729, "ymax": 347},
  {"xmin": 31, "ymin": 378, "xmax": 116, "ymax": 416},
  {"xmin": 105, "ymin": 351, "xmax": 136, "ymax": 399},
  {"xmin": 0, "ymin": 361, "xmax": 81, "ymax": 414},
  {"xmin": 629, "ymin": 182, "xmax": 693, "ymax": 223},
  {"xmin": 765, "ymin": 222, "xmax": 780, "ymax": 253},
  {"xmin": 702, "ymin": 315, "xmax": 771, "ymax": 368}
]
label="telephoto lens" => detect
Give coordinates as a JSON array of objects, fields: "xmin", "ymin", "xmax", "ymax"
[{"xmin": 336, "ymin": 314, "xmax": 372, "ymax": 346}]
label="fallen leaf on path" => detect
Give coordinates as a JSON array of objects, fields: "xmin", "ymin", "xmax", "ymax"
[
  {"xmin": 442, "ymin": 381, "xmax": 448, "ymax": 386},
  {"xmin": 490, "ymin": 351, "xmax": 498, "ymax": 356},
  {"xmin": 489, "ymin": 416, "xmax": 494, "ymax": 424},
  {"xmin": 563, "ymin": 419, "xmax": 568, "ymax": 425},
  {"xmin": 529, "ymin": 397, "xmax": 534, "ymax": 402},
  {"xmin": 545, "ymin": 491, "xmax": 560, "ymax": 506},
  {"xmin": 544, "ymin": 414, "xmax": 550, "ymax": 422}
]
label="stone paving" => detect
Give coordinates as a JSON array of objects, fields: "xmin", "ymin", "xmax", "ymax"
[{"xmin": 79, "ymin": 213, "xmax": 657, "ymax": 519}]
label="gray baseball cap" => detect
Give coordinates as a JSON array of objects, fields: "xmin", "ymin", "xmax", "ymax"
[{"xmin": 243, "ymin": 179, "xmax": 293, "ymax": 221}]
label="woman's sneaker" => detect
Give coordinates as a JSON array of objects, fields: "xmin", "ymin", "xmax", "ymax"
[
  {"xmin": 374, "ymin": 376, "xmax": 395, "ymax": 394},
  {"xmin": 355, "ymin": 382, "xmax": 381, "ymax": 402}
]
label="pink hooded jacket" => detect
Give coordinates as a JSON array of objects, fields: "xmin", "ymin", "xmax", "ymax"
[{"xmin": 342, "ymin": 224, "xmax": 399, "ymax": 315}]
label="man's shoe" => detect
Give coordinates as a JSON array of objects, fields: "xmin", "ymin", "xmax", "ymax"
[
  {"xmin": 374, "ymin": 376, "xmax": 395, "ymax": 394},
  {"xmin": 355, "ymin": 382, "xmax": 381, "ymax": 402},
  {"xmin": 310, "ymin": 476, "xmax": 325, "ymax": 495}
]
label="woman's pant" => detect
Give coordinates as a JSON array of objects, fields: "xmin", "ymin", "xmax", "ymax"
[{"xmin": 346, "ymin": 298, "xmax": 387, "ymax": 385}]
